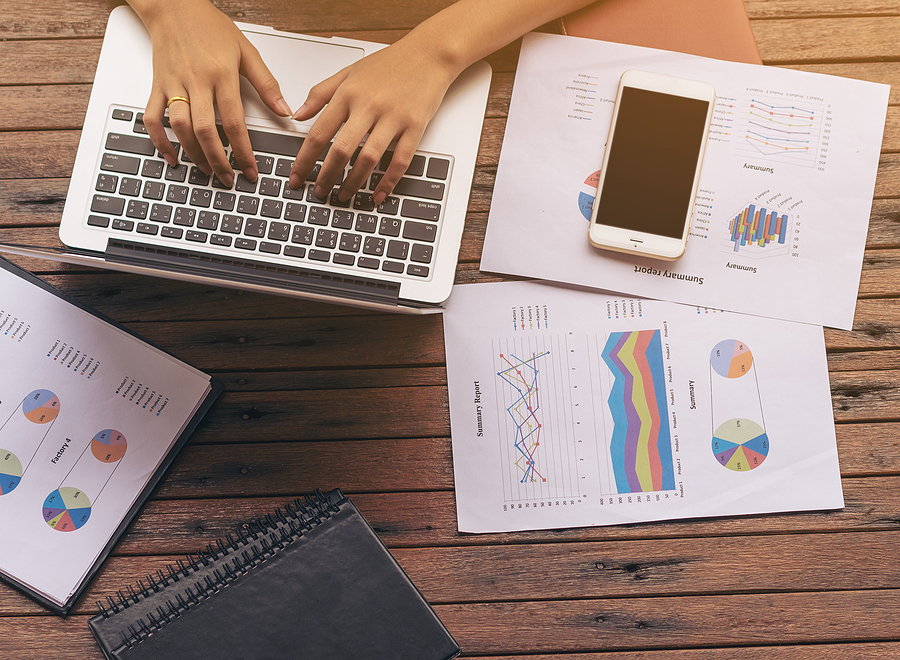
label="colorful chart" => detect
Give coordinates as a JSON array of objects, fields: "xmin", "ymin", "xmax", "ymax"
[
  {"xmin": 578, "ymin": 170, "xmax": 600, "ymax": 220},
  {"xmin": 728, "ymin": 202, "xmax": 790, "ymax": 253},
  {"xmin": 710, "ymin": 340, "xmax": 754, "ymax": 378},
  {"xmin": 497, "ymin": 351, "xmax": 549, "ymax": 483},
  {"xmin": 42, "ymin": 487, "xmax": 92, "ymax": 532},
  {"xmin": 90, "ymin": 429, "xmax": 127, "ymax": 463},
  {"xmin": 602, "ymin": 329, "xmax": 676, "ymax": 493},
  {"xmin": 712, "ymin": 418, "xmax": 769, "ymax": 471},
  {"xmin": 0, "ymin": 451, "xmax": 22, "ymax": 495},
  {"xmin": 22, "ymin": 389, "xmax": 61, "ymax": 424}
]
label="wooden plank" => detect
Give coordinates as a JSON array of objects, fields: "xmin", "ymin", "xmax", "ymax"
[
  {"xmin": 744, "ymin": 0, "xmax": 900, "ymax": 19},
  {"xmin": 482, "ymin": 644, "xmax": 900, "ymax": 660},
  {"xmin": 753, "ymin": 17, "xmax": 900, "ymax": 63}
]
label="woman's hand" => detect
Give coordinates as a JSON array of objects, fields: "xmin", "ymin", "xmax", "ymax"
[
  {"xmin": 131, "ymin": 0, "xmax": 291, "ymax": 186},
  {"xmin": 288, "ymin": 37, "xmax": 459, "ymax": 206}
]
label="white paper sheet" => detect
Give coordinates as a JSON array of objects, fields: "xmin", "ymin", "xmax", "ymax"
[
  {"xmin": 481, "ymin": 33, "xmax": 889, "ymax": 330},
  {"xmin": 0, "ymin": 267, "xmax": 212, "ymax": 607},
  {"xmin": 443, "ymin": 281, "xmax": 843, "ymax": 533}
]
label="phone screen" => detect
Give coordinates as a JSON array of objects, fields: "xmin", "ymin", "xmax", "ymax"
[{"xmin": 593, "ymin": 87, "xmax": 711, "ymax": 239}]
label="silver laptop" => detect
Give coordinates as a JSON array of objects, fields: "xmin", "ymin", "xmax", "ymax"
[{"xmin": 1, "ymin": 6, "xmax": 491, "ymax": 313}]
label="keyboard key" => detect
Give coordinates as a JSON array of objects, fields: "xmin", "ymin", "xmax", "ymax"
[
  {"xmin": 255, "ymin": 155, "xmax": 274, "ymax": 175},
  {"xmin": 261, "ymin": 199, "xmax": 284, "ymax": 219},
  {"xmin": 339, "ymin": 233, "xmax": 362, "ymax": 253},
  {"xmin": 308, "ymin": 249, "xmax": 331, "ymax": 262},
  {"xmin": 162, "ymin": 226, "xmax": 184, "ymax": 239},
  {"xmin": 191, "ymin": 188, "xmax": 213, "ymax": 208},
  {"xmin": 275, "ymin": 158, "xmax": 293, "ymax": 177},
  {"xmin": 285, "ymin": 203, "xmax": 307, "ymax": 222},
  {"xmin": 407, "ymin": 264, "xmax": 430, "ymax": 277},
  {"xmin": 112, "ymin": 109, "xmax": 133, "ymax": 121},
  {"xmin": 377, "ymin": 197, "xmax": 399, "ymax": 215},
  {"xmin": 283, "ymin": 184, "xmax": 305, "ymax": 200},
  {"xmin": 379, "ymin": 152, "xmax": 425, "ymax": 177},
  {"xmin": 212, "ymin": 175, "xmax": 233, "ymax": 190},
  {"xmin": 357, "ymin": 257, "xmax": 379, "ymax": 269},
  {"xmin": 402, "ymin": 221, "xmax": 437, "ymax": 243},
  {"xmin": 189, "ymin": 167, "xmax": 210, "ymax": 186},
  {"xmin": 142, "ymin": 160, "xmax": 165, "ymax": 179},
  {"xmin": 353, "ymin": 192, "xmax": 375, "ymax": 212},
  {"xmin": 379, "ymin": 217, "xmax": 401, "ymax": 237},
  {"xmin": 105, "ymin": 133, "xmax": 155, "ymax": 156},
  {"xmin": 382, "ymin": 261, "xmax": 404, "ymax": 274},
  {"xmin": 247, "ymin": 129, "xmax": 303, "ymax": 157},
  {"xmin": 259, "ymin": 178, "xmax": 281, "ymax": 197},
  {"xmin": 307, "ymin": 185, "xmax": 329, "ymax": 204},
  {"xmin": 96, "ymin": 173, "xmax": 118, "ymax": 193},
  {"xmin": 165, "ymin": 163, "xmax": 189, "ymax": 182},
  {"xmin": 292, "ymin": 226, "xmax": 314, "ymax": 245},
  {"xmin": 237, "ymin": 195, "xmax": 259, "ymax": 215},
  {"xmin": 126, "ymin": 199, "xmax": 149, "ymax": 219},
  {"xmin": 355, "ymin": 214, "xmax": 377, "ymax": 233},
  {"xmin": 119, "ymin": 177, "xmax": 141, "ymax": 197},
  {"xmin": 87, "ymin": 215, "xmax": 110, "ymax": 228},
  {"xmin": 143, "ymin": 181, "xmax": 165, "ymax": 200},
  {"xmin": 235, "ymin": 238, "xmax": 257, "ymax": 250},
  {"xmin": 411, "ymin": 243, "xmax": 434, "ymax": 263},
  {"xmin": 401, "ymin": 199, "xmax": 441, "ymax": 222},
  {"xmin": 308, "ymin": 207, "xmax": 330, "ymax": 226},
  {"xmin": 197, "ymin": 211, "xmax": 219, "ymax": 230},
  {"xmin": 149, "ymin": 203, "xmax": 172, "ymax": 223},
  {"xmin": 267, "ymin": 222, "xmax": 290, "ymax": 241},
  {"xmin": 363, "ymin": 236, "xmax": 385, "ymax": 256},
  {"xmin": 333, "ymin": 253, "xmax": 355, "ymax": 266},
  {"xmin": 260, "ymin": 241, "xmax": 281, "ymax": 254},
  {"xmin": 387, "ymin": 240, "xmax": 409, "ymax": 260},
  {"xmin": 214, "ymin": 192, "xmax": 236, "ymax": 211},
  {"xmin": 284, "ymin": 245, "xmax": 306, "ymax": 258},
  {"xmin": 393, "ymin": 177, "xmax": 444, "ymax": 201},
  {"xmin": 112, "ymin": 218, "xmax": 135, "ymax": 231},
  {"xmin": 166, "ymin": 185, "xmax": 189, "ymax": 204},
  {"xmin": 186, "ymin": 230, "xmax": 208, "ymax": 243},
  {"xmin": 210, "ymin": 234, "xmax": 232, "ymax": 246},
  {"xmin": 101, "ymin": 153, "xmax": 140, "ymax": 175},
  {"xmin": 175, "ymin": 208, "xmax": 197, "ymax": 226},
  {"xmin": 315, "ymin": 229, "xmax": 338, "ymax": 249},
  {"xmin": 222, "ymin": 215, "xmax": 243, "ymax": 234},
  {"xmin": 332, "ymin": 210, "xmax": 353, "ymax": 229},
  {"xmin": 244, "ymin": 218, "xmax": 267, "ymax": 237},
  {"xmin": 137, "ymin": 222, "xmax": 159, "ymax": 235},
  {"xmin": 426, "ymin": 157, "xmax": 450, "ymax": 180},
  {"xmin": 235, "ymin": 174, "xmax": 257, "ymax": 193},
  {"xmin": 329, "ymin": 190, "xmax": 351, "ymax": 208}
]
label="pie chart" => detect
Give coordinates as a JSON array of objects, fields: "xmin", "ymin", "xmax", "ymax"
[
  {"xmin": 0, "ymin": 451, "xmax": 22, "ymax": 495},
  {"xmin": 22, "ymin": 389, "xmax": 61, "ymax": 424},
  {"xmin": 90, "ymin": 429, "xmax": 127, "ymax": 463},
  {"xmin": 712, "ymin": 418, "xmax": 769, "ymax": 471},
  {"xmin": 710, "ymin": 340, "xmax": 753, "ymax": 379},
  {"xmin": 42, "ymin": 487, "xmax": 92, "ymax": 532}
]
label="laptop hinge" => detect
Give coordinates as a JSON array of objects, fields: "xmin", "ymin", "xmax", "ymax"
[{"xmin": 104, "ymin": 239, "xmax": 408, "ymax": 306}]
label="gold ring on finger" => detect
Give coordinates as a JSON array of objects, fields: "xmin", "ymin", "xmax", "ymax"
[{"xmin": 166, "ymin": 96, "xmax": 191, "ymax": 108}]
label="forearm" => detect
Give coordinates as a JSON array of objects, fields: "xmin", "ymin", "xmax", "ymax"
[{"xmin": 404, "ymin": 0, "xmax": 597, "ymax": 77}]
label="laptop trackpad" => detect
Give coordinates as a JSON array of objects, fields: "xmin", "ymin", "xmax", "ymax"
[{"xmin": 239, "ymin": 30, "xmax": 365, "ymax": 122}]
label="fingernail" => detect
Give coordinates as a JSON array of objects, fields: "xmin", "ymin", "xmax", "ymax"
[
  {"xmin": 164, "ymin": 154, "xmax": 178, "ymax": 167},
  {"xmin": 276, "ymin": 98, "xmax": 292, "ymax": 117},
  {"xmin": 221, "ymin": 173, "xmax": 234, "ymax": 187},
  {"xmin": 289, "ymin": 174, "xmax": 301, "ymax": 189},
  {"xmin": 374, "ymin": 191, "xmax": 387, "ymax": 206},
  {"xmin": 245, "ymin": 169, "xmax": 258, "ymax": 183},
  {"xmin": 315, "ymin": 185, "xmax": 327, "ymax": 199},
  {"xmin": 291, "ymin": 103, "xmax": 308, "ymax": 120}
]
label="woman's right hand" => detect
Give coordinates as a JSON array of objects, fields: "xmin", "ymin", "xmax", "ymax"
[{"xmin": 128, "ymin": 0, "xmax": 291, "ymax": 185}]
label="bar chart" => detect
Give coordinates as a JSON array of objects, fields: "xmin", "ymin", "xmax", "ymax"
[{"xmin": 728, "ymin": 202, "xmax": 791, "ymax": 254}]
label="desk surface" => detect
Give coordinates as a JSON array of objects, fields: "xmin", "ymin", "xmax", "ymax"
[{"xmin": 3, "ymin": 0, "xmax": 900, "ymax": 657}]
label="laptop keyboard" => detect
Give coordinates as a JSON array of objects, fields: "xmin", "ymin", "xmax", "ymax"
[{"xmin": 88, "ymin": 106, "xmax": 454, "ymax": 281}]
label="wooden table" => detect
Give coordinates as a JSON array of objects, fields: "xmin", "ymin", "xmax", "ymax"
[{"xmin": 3, "ymin": 0, "xmax": 900, "ymax": 657}]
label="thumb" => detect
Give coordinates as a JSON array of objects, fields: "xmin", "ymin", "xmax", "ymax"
[{"xmin": 240, "ymin": 42, "xmax": 292, "ymax": 117}]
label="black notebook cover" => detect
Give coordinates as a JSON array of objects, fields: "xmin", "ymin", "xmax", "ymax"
[
  {"xmin": 0, "ymin": 257, "xmax": 223, "ymax": 615},
  {"xmin": 88, "ymin": 489, "xmax": 460, "ymax": 660}
]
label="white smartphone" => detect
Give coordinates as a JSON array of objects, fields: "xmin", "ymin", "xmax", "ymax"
[{"xmin": 588, "ymin": 69, "xmax": 716, "ymax": 261}]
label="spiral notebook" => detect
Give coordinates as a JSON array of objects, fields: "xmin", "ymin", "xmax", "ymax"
[{"xmin": 88, "ymin": 489, "xmax": 460, "ymax": 660}]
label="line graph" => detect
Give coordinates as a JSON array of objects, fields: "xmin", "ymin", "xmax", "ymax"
[
  {"xmin": 736, "ymin": 94, "xmax": 824, "ymax": 168},
  {"xmin": 497, "ymin": 349, "xmax": 549, "ymax": 484}
]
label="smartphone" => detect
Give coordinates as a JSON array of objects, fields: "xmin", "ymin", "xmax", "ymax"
[{"xmin": 588, "ymin": 69, "xmax": 715, "ymax": 260}]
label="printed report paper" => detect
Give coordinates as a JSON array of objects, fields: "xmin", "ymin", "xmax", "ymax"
[
  {"xmin": 443, "ymin": 281, "xmax": 843, "ymax": 533},
  {"xmin": 481, "ymin": 33, "xmax": 889, "ymax": 330},
  {"xmin": 0, "ymin": 265, "xmax": 212, "ymax": 607}
]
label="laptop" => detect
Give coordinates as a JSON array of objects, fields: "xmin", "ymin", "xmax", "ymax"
[{"xmin": 1, "ymin": 5, "xmax": 491, "ymax": 313}]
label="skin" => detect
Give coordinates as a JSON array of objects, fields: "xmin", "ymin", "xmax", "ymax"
[{"xmin": 125, "ymin": 0, "xmax": 596, "ymax": 201}]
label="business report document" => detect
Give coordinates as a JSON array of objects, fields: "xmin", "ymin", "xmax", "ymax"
[
  {"xmin": 481, "ymin": 33, "xmax": 889, "ymax": 330},
  {"xmin": 444, "ymin": 281, "xmax": 843, "ymax": 533}
]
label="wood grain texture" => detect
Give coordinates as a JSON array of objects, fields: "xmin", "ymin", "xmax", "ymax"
[{"xmin": 2, "ymin": 0, "xmax": 900, "ymax": 657}]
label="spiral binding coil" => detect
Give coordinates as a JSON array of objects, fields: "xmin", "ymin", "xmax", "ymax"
[{"xmin": 94, "ymin": 489, "xmax": 343, "ymax": 648}]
